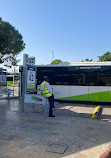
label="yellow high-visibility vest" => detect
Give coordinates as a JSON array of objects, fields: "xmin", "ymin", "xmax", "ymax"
[{"xmin": 41, "ymin": 81, "xmax": 52, "ymax": 97}]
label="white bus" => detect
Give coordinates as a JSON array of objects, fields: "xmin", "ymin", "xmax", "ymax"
[{"xmin": 19, "ymin": 62, "xmax": 111, "ymax": 104}]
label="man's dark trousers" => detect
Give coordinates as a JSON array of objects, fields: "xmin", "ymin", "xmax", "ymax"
[{"xmin": 48, "ymin": 94, "xmax": 54, "ymax": 116}]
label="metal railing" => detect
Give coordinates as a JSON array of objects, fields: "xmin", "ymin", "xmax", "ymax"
[
  {"xmin": 0, "ymin": 84, "xmax": 19, "ymax": 99},
  {"xmin": 7, "ymin": 85, "xmax": 19, "ymax": 97}
]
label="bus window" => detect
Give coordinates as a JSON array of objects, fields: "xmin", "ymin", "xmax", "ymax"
[
  {"xmin": 7, "ymin": 77, "xmax": 13, "ymax": 85},
  {"xmin": 88, "ymin": 66, "xmax": 109, "ymax": 86},
  {"xmin": 53, "ymin": 74, "xmax": 63, "ymax": 85},
  {"xmin": 69, "ymin": 74, "xmax": 84, "ymax": 85}
]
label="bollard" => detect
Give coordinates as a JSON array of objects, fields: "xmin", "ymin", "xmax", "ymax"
[{"xmin": 91, "ymin": 105, "xmax": 103, "ymax": 119}]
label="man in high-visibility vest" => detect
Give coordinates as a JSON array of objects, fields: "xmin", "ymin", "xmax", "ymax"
[{"xmin": 41, "ymin": 76, "xmax": 55, "ymax": 117}]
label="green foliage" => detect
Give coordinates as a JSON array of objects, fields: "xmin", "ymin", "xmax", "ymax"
[
  {"xmin": 81, "ymin": 59, "xmax": 93, "ymax": 62},
  {"xmin": 4, "ymin": 54, "xmax": 20, "ymax": 68},
  {"xmin": 98, "ymin": 52, "xmax": 111, "ymax": 61},
  {"xmin": 0, "ymin": 17, "xmax": 25, "ymax": 65},
  {"xmin": 51, "ymin": 59, "xmax": 62, "ymax": 64}
]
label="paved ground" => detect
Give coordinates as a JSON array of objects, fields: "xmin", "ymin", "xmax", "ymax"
[{"xmin": 0, "ymin": 99, "xmax": 111, "ymax": 158}]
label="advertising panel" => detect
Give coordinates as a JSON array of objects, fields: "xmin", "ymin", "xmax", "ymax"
[
  {"xmin": 24, "ymin": 94, "xmax": 46, "ymax": 104},
  {"xmin": 27, "ymin": 66, "xmax": 36, "ymax": 90}
]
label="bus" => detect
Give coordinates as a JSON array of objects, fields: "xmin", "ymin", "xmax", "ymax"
[
  {"xmin": 7, "ymin": 75, "xmax": 20, "ymax": 86},
  {"xmin": 19, "ymin": 62, "xmax": 111, "ymax": 104}
]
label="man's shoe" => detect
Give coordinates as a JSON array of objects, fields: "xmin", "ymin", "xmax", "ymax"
[
  {"xmin": 49, "ymin": 115, "xmax": 55, "ymax": 117},
  {"xmin": 52, "ymin": 106, "xmax": 55, "ymax": 108}
]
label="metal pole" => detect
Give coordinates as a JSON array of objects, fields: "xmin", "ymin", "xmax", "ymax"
[
  {"xmin": 32, "ymin": 90, "xmax": 35, "ymax": 109},
  {"xmin": 8, "ymin": 90, "xmax": 9, "ymax": 100},
  {"xmin": 52, "ymin": 51, "xmax": 54, "ymax": 61},
  {"xmin": 19, "ymin": 73, "xmax": 22, "ymax": 97},
  {"xmin": 13, "ymin": 86, "xmax": 14, "ymax": 97},
  {"xmin": 21, "ymin": 54, "xmax": 28, "ymax": 113}
]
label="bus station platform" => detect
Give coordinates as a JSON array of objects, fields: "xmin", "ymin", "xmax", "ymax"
[{"xmin": 0, "ymin": 99, "xmax": 111, "ymax": 158}]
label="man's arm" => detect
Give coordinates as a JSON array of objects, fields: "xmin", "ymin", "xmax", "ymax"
[
  {"xmin": 100, "ymin": 146, "xmax": 111, "ymax": 158},
  {"xmin": 46, "ymin": 82, "xmax": 52, "ymax": 94}
]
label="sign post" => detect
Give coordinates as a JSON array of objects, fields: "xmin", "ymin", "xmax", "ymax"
[
  {"xmin": 21, "ymin": 54, "xmax": 48, "ymax": 117},
  {"xmin": 21, "ymin": 54, "xmax": 36, "ymax": 112}
]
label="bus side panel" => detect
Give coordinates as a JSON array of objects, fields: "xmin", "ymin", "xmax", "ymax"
[
  {"xmin": 108, "ymin": 87, "xmax": 111, "ymax": 102},
  {"xmin": 69, "ymin": 86, "xmax": 88, "ymax": 101},
  {"xmin": 52, "ymin": 85, "xmax": 70, "ymax": 100},
  {"xmin": 53, "ymin": 86, "xmax": 89, "ymax": 101},
  {"xmin": 88, "ymin": 86, "xmax": 109, "ymax": 102},
  {"xmin": 7, "ymin": 81, "xmax": 13, "ymax": 86}
]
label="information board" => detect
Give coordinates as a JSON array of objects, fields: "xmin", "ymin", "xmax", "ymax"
[
  {"xmin": 27, "ymin": 66, "xmax": 36, "ymax": 90},
  {"xmin": 0, "ymin": 72, "xmax": 7, "ymax": 86}
]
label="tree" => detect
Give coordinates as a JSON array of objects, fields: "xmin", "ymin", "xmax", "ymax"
[
  {"xmin": 81, "ymin": 58, "xmax": 93, "ymax": 62},
  {"xmin": 0, "ymin": 17, "xmax": 25, "ymax": 65},
  {"xmin": 4, "ymin": 54, "xmax": 20, "ymax": 74},
  {"xmin": 98, "ymin": 52, "xmax": 111, "ymax": 61},
  {"xmin": 51, "ymin": 59, "xmax": 62, "ymax": 64}
]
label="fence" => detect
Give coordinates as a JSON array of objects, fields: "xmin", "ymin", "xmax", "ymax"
[{"xmin": 0, "ymin": 84, "xmax": 19, "ymax": 99}]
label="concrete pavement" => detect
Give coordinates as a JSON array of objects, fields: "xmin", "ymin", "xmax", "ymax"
[{"xmin": 0, "ymin": 99, "xmax": 111, "ymax": 158}]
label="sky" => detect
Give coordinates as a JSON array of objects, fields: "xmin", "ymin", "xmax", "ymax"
[{"xmin": 0, "ymin": 0, "xmax": 111, "ymax": 71}]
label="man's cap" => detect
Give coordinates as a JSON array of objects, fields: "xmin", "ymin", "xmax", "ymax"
[{"xmin": 43, "ymin": 76, "xmax": 49, "ymax": 80}]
